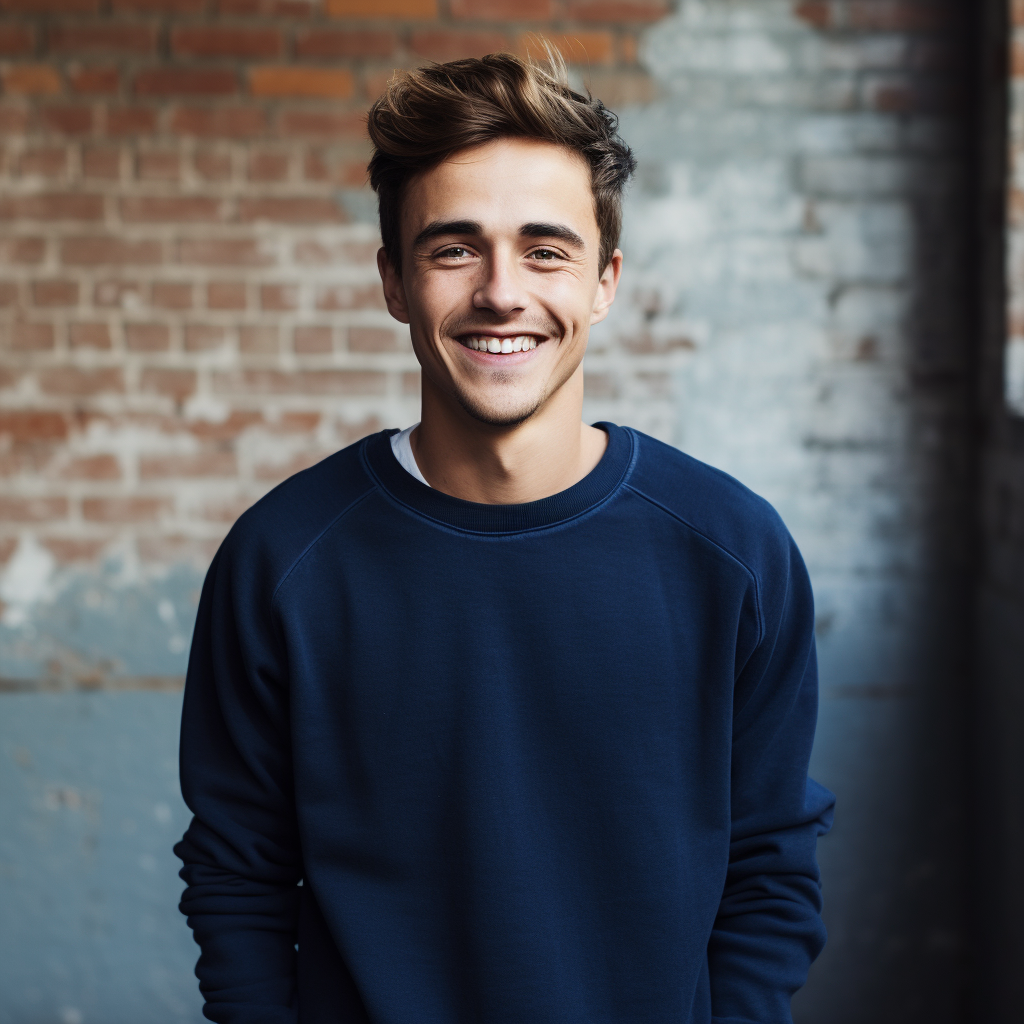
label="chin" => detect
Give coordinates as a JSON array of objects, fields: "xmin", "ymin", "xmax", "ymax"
[{"xmin": 453, "ymin": 388, "xmax": 545, "ymax": 428}]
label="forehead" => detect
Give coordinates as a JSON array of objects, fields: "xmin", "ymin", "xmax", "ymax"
[{"xmin": 402, "ymin": 138, "xmax": 597, "ymax": 241}]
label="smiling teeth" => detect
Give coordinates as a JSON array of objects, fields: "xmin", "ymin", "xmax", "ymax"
[{"xmin": 466, "ymin": 336, "xmax": 537, "ymax": 352}]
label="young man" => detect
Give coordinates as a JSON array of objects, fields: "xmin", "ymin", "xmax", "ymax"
[{"xmin": 176, "ymin": 54, "xmax": 834, "ymax": 1024}]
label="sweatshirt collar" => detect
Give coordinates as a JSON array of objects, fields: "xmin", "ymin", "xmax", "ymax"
[{"xmin": 362, "ymin": 422, "xmax": 634, "ymax": 534}]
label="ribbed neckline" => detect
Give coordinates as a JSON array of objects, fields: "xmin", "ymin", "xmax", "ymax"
[{"xmin": 361, "ymin": 422, "xmax": 634, "ymax": 534}]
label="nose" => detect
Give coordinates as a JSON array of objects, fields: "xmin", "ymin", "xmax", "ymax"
[{"xmin": 473, "ymin": 249, "xmax": 528, "ymax": 317}]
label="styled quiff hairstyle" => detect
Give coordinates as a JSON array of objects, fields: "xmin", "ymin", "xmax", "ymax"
[{"xmin": 366, "ymin": 52, "xmax": 636, "ymax": 273}]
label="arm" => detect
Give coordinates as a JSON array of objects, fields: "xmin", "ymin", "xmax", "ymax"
[
  {"xmin": 708, "ymin": 534, "xmax": 835, "ymax": 1024},
  {"xmin": 174, "ymin": 540, "xmax": 302, "ymax": 1024}
]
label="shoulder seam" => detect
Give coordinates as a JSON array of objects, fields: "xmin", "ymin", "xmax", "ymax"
[
  {"xmin": 270, "ymin": 480, "xmax": 377, "ymax": 608},
  {"xmin": 624, "ymin": 482, "xmax": 765, "ymax": 646}
]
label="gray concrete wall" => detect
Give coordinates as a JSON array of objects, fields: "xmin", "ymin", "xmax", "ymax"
[{"xmin": 0, "ymin": 1, "xmax": 980, "ymax": 1021}]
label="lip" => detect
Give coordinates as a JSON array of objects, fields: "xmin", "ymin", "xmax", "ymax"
[{"xmin": 452, "ymin": 332, "xmax": 547, "ymax": 363}]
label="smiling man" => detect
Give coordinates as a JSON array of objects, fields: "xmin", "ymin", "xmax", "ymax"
[{"xmin": 175, "ymin": 54, "xmax": 834, "ymax": 1024}]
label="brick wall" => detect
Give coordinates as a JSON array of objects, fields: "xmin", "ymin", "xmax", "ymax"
[
  {"xmin": 0, "ymin": 1, "xmax": 988, "ymax": 1022},
  {"xmin": 0, "ymin": 0, "xmax": 665, "ymax": 686}
]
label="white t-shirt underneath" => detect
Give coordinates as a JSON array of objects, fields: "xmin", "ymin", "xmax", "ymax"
[{"xmin": 390, "ymin": 424, "xmax": 430, "ymax": 487}]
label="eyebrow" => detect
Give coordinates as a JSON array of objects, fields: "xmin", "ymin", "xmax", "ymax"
[{"xmin": 411, "ymin": 220, "xmax": 587, "ymax": 251}]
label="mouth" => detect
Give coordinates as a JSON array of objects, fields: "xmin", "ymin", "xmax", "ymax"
[{"xmin": 456, "ymin": 334, "xmax": 542, "ymax": 355}]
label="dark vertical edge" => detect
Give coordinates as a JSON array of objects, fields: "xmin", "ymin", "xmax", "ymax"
[{"xmin": 968, "ymin": 0, "xmax": 1010, "ymax": 1019}]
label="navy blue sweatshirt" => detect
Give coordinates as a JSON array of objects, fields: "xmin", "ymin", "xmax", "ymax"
[{"xmin": 175, "ymin": 423, "xmax": 834, "ymax": 1024}]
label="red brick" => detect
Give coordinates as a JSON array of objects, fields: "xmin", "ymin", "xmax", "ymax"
[
  {"xmin": 178, "ymin": 237, "xmax": 273, "ymax": 266},
  {"xmin": 125, "ymin": 322, "xmax": 170, "ymax": 350},
  {"xmin": 172, "ymin": 26, "xmax": 282, "ymax": 58},
  {"xmin": 136, "ymin": 151, "xmax": 179, "ymax": 180},
  {"xmin": 348, "ymin": 326, "xmax": 399, "ymax": 352},
  {"xmin": 0, "ymin": 193, "xmax": 104, "ymax": 221},
  {"xmin": 0, "ymin": 0, "xmax": 97, "ymax": 10},
  {"xmin": 33, "ymin": 279, "xmax": 78, "ymax": 306},
  {"xmin": 237, "ymin": 196, "xmax": 344, "ymax": 223},
  {"xmin": 40, "ymin": 105, "xmax": 93, "ymax": 133},
  {"xmin": 213, "ymin": 368, "xmax": 387, "ymax": 394},
  {"xmin": 293, "ymin": 324, "xmax": 332, "ymax": 353},
  {"xmin": 250, "ymin": 66, "xmax": 353, "ymax": 98},
  {"xmin": 112, "ymin": 0, "xmax": 203, "ymax": 10},
  {"xmin": 140, "ymin": 366, "xmax": 196, "ymax": 398},
  {"xmin": 82, "ymin": 496, "xmax": 167, "ymax": 522},
  {"xmin": 139, "ymin": 451, "xmax": 237, "ymax": 479},
  {"xmin": 563, "ymin": 0, "xmax": 667, "ymax": 21},
  {"xmin": 194, "ymin": 149, "xmax": 232, "ymax": 180},
  {"xmin": 135, "ymin": 67, "xmax": 237, "ymax": 96},
  {"xmin": 184, "ymin": 323, "xmax": 227, "ymax": 350},
  {"xmin": 294, "ymin": 28, "xmax": 395, "ymax": 58},
  {"xmin": 302, "ymin": 150, "xmax": 329, "ymax": 181},
  {"xmin": 0, "ymin": 236, "xmax": 45, "ymax": 262},
  {"xmin": 151, "ymin": 281, "xmax": 192, "ymax": 309},
  {"xmin": 325, "ymin": 0, "xmax": 434, "ymax": 13},
  {"xmin": 450, "ymin": 0, "xmax": 549, "ymax": 15},
  {"xmin": 171, "ymin": 105, "xmax": 265, "ymax": 136},
  {"xmin": 239, "ymin": 325, "xmax": 278, "ymax": 353},
  {"xmin": 260, "ymin": 283, "xmax": 298, "ymax": 310},
  {"xmin": 40, "ymin": 536, "xmax": 110, "ymax": 563},
  {"xmin": 39, "ymin": 367, "xmax": 123, "ymax": 395},
  {"xmin": 0, "ymin": 25, "xmax": 35, "ymax": 55},
  {"xmin": 1015, "ymin": 0, "xmax": 1024, "ymax": 27},
  {"xmin": 82, "ymin": 146, "xmax": 121, "ymax": 178},
  {"xmin": 207, "ymin": 280, "xmax": 246, "ymax": 309},
  {"xmin": 411, "ymin": 29, "xmax": 509, "ymax": 61},
  {"xmin": 315, "ymin": 283, "xmax": 384, "ymax": 310},
  {"xmin": 120, "ymin": 196, "xmax": 222, "ymax": 222},
  {"xmin": 62, "ymin": 236, "xmax": 162, "ymax": 265},
  {"xmin": 273, "ymin": 410, "xmax": 320, "ymax": 432},
  {"xmin": 0, "ymin": 281, "xmax": 17, "ymax": 305},
  {"xmin": 69, "ymin": 66, "xmax": 119, "ymax": 93},
  {"xmin": 0, "ymin": 410, "xmax": 68, "ymax": 441},
  {"xmin": 248, "ymin": 150, "xmax": 289, "ymax": 182},
  {"xmin": 65, "ymin": 453, "xmax": 120, "ymax": 479},
  {"xmin": 9, "ymin": 322, "xmax": 54, "ymax": 350},
  {"xmin": 794, "ymin": 0, "xmax": 830, "ymax": 27},
  {"xmin": 1, "ymin": 64, "xmax": 61, "ymax": 94},
  {"xmin": 94, "ymin": 279, "xmax": 140, "ymax": 306},
  {"xmin": 0, "ymin": 105, "xmax": 30, "ymax": 132},
  {"xmin": 0, "ymin": 496, "xmax": 68, "ymax": 522},
  {"xmin": 277, "ymin": 108, "xmax": 366, "ymax": 137},
  {"xmin": 186, "ymin": 408, "xmax": 261, "ymax": 439},
  {"xmin": 18, "ymin": 146, "xmax": 68, "ymax": 176},
  {"xmin": 219, "ymin": 0, "xmax": 313, "ymax": 12},
  {"xmin": 105, "ymin": 105, "xmax": 157, "ymax": 134},
  {"xmin": 48, "ymin": 23, "xmax": 157, "ymax": 54},
  {"xmin": 69, "ymin": 321, "xmax": 111, "ymax": 348}
]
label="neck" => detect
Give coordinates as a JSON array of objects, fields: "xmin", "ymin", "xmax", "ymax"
[{"xmin": 411, "ymin": 367, "xmax": 608, "ymax": 504}]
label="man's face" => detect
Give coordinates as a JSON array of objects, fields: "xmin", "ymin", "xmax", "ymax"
[{"xmin": 378, "ymin": 138, "xmax": 622, "ymax": 428}]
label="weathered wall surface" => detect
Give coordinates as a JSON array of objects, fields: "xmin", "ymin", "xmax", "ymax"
[{"xmin": 0, "ymin": 0, "xmax": 978, "ymax": 1020}]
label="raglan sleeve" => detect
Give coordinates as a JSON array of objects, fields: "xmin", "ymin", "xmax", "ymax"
[
  {"xmin": 707, "ymin": 525, "xmax": 835, "ymax": 1024},
  {"xmin": 173, "ymin": 529, "xmax": 302, "ymax": 1024}
]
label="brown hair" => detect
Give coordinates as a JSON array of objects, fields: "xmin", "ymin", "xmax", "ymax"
[{"xmin": 366, "ymin": 52, "xmax": 636, "ymax": 273}]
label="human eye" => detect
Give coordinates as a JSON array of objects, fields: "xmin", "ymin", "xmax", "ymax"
[
  {"xmin": 436, "ymin": 245, "xmax": 473, "ymax": 259},
  {"xmin": 529, "ymin": 248, "xmax": 562, "ymax": 261}
]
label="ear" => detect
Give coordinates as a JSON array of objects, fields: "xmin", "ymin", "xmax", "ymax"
[
  {"xmin": 590, "ymin": 248, "xmax": 623, "ymax": 326},
  {"xmin": 377, "ymin": 247, "xmax": 410, "ymax": 325}
]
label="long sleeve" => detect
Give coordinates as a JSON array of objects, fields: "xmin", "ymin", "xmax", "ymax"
[
  {"xmin": 174, "ymin": 537, "xmax": 302, "ymax": 1024},
  {"xmin": 707, "ymin": 535, "xmax": 835, "ymax": 1024}
]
